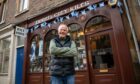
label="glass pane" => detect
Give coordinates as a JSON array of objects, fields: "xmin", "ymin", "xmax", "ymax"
[
  {"xmin": 0, "ymin": 37, "xmax": 11, "ymax": 73},
  {"xmin": 20, "ymin": 0, "xmax": 28, "ymax": 11},
  {"xmin": 17, "ymin": 36, "xmax": 25, "ymax": 46},
  {"xmin": 68, "ymin": 24, "xmax": 87, "ymax": 70},
  {"xmin": 23, "ymin": 0, "xmax": 28, "ymax": 9},
  {"xmin": 3, "ymin": 49, "xmax": 10, "ymax": 73},
  {"xmin": 29, "ymin": 35, "xmax": 43, "ymax": 73},
  {"xmin": 90, "ymin": 34, "xmax": 114, "ymax": 69},
  {"xmin": 44, "ymin": 30, "xmax": 57, "ymax": 72},
  {"xmin": 85, "ymin": 16, "xmax": 111, "ymax": 32}
]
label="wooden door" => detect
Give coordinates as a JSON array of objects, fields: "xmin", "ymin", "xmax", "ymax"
[
  {"xmin": 87, "ymin": 29, "xmax": 122, "ymax": 84},
  {"xmin": 43, "ymin": 29, "xmax": 90, "ymax": 84},
  {"xmin": 27, "ymin": 35, "xmax": 44, "ymax": 84}
]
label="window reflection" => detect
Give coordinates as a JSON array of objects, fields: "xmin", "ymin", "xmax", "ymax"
[
  {"xmin": 0, "ymin": 37, "xmax": 11, "ymax": 73},
  {"xmin": 44, "ymin": 30, "xmax": 57, "ymax": 72},
  {"xmin": 29, "ymin": 35, "xmax": 43, "ymax": 72},
  {"xmin": 90, "ymin": 34, "xmax": 114, "ymax": 69},
  {"xmin": 68, "ymin": 24, "xmax": 87, "ymax": 70}
]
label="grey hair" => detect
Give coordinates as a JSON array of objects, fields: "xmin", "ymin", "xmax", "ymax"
[{"xmin": 58, "ymin": 23, "xmax": 69, "ymax": 32}]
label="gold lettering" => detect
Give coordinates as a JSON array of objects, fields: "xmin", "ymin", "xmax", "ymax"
[{"xmin": 32, "ymin": 1, "xmax": 90, "ymax": 26}]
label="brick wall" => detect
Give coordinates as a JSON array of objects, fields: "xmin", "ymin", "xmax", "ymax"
[
  {"xmin": 0, "ymin": 0, "xmax": 74, "ymax": 28},
  {"xmin": 14, "ymin": 0, "xmax": 74, "ymax": 25}
]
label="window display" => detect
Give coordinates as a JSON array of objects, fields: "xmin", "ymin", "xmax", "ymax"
[
  {"xmin": 44, "ymin": 29, "xmax": 57, "ymax": 72},
  {"xmin": 90, "ymin": 34, "xmax": 114, "ymax": 69},
  {"xmin": 68, "ymin": 24, "xmax": 87, "ymax": 70},
  {"xmin": 29, "ymin": 35, "xmax": 43, "ymax": 72}
]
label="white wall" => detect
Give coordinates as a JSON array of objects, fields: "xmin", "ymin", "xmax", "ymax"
[
  {"xmin": 0, "ymin": 25, "xmax": 16, "ymax": 84},
  {"xmin": 0, "ymin": 76, "xmax": 9, "ymax": 84}
]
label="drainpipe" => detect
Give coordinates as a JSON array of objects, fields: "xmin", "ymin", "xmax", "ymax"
[{"xmin": 123, "ymin": 0, "xmax": 140, "ymax": 64}]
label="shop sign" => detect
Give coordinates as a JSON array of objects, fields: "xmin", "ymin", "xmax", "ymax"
[
  {"xmin": 15, "ymin": 26, "xmax": 28, "ymax": 37},
  {"xmin": 26, "ymin": 0, "xmax": 123, "ymax": 33},
  {"xmin": 29, "ymin": 1, "xmax": 90, "ymax": 27},
  {"xmin": 28, "ymin": 1, "xmax": 107, "ymax": 32}
]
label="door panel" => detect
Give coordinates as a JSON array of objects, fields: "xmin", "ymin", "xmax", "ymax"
[
  {"xmin": 28, "ymin": 74, "xmax": 43, "ymax": 84},
  {"xmin": 75, "ymin": 71, "xmax": 90, "ymax": 84},
  {"xmin": 15, "ymin": 47, "xmax": 24, "ymax": 84},
  {"xmin": 44, "ymin": 73, "xmax": 50, "ymax": 84},
  {"xmin": 87, "ymin": 30, "xmax": 121, "ymax": 84},
  {"xmin": 94, "ymin": 74, "xmax": 119, "ymax": 84}
]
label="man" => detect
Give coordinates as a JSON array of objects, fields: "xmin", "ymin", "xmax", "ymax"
[{"xmin": 49, "ymin": 23, "xmax": 78, "ymax": 84}]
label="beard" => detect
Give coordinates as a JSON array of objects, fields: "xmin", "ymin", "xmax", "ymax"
[{"xmin": 59, "ymin": 34, "xmax": 67, "ymax": 40}]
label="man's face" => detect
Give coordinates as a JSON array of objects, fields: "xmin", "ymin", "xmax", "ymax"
[{"xmin": 58, "ymin": 24, "xmax": 68, "ymax": 38}]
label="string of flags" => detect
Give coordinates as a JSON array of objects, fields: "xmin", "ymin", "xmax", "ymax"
[
  {"xmin": 117, "ymin": 1, "xmax": 123, "ymax": 14},
  {"xmin": 28, "ymin": 1, "xmax": 123, "ymax": 33}
]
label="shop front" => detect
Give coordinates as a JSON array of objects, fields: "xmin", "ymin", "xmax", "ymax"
[{"xmin": 21, "ymin": 0, "xmax": 135, "ymax": 84}]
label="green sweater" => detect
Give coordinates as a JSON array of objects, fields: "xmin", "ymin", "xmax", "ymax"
[{"xmin": 49, "ymin": 39, "xmax": 78, "ymax": 57}]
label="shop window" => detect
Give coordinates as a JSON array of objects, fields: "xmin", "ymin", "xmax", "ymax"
[
  {"xmin": 68, "ymin": 24, "xmax": 87, "ymax": 70},
  {"xmin": 16, "ymin": 0, "xmax": 29, "ymax": 13},
  {"xmin": 90, "ymin": 34, "xmax": 114, "ymax": 69},
  {"xmin": 0, "ymin": 0, "xmax": 6, "ymax": 24},
  {"xmin": 85, "ymin": 16, "xmax": 111, "ymax": 32},
  {"xmin": 44, "ymin": 29, "xmax": 57, "ymax": 72},
  {"xmin": 0, "ymin": 36, "xmax": 11, "ymax": 74},
  {"xmin": 29, "ymin": 35, "xmax": 43, "ymax": 73}
]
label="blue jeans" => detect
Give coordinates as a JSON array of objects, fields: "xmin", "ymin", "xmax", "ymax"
[{"xmin": 51, "ymin": 75, "xmax": 75, "ymax": 84}]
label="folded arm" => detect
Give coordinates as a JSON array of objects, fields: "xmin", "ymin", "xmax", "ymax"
[
  {"xmin": 49, "ymin": 40, "xmax": 78, "ymax": 57},
  {"xmin": 49, "ymin": 39, "xmax": 70, "ymax": 55},
  {"xmin": 59, "ymin": 41, "xmax": 78, "ymax": 57}
]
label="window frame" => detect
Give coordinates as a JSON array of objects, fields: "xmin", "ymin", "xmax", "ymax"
[
  {"xmin": 16, "ymin": 36, "xmax": 25, "ymax": 47},
  {"xmin": 16, "ymin": 0, "xmax": 29, "ymax": 15},
  {"xmin": 0, "ymin": 27, "xmax": 14, "ymax": 76},
  {"xmin": 0, "ymin": 1, "xmax": 6, "ymax": 24},
  {"xmin": 0, "ymin": 36, "xmax": 11, "ymax": 75},
  {"xmin": 19, "ymin": 0, "xmax": 28, "ymax": 12}
]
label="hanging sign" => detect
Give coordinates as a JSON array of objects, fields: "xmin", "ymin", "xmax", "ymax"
[{"xmin": 15, "ymin": 26, "xmax": 28, "ymax": 37}]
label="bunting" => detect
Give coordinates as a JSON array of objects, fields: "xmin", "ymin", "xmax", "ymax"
[
  {"xmin": 117, "ymin": 1, "xmax": 123, "ymax": 14},
  {"xmin": 71, "ymin": 11, "xmax": 79, "ymax": 17}
]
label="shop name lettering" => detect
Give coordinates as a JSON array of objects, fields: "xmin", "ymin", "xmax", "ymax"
[
  {"xmin": 17, "ymin": 28, "xmax": 25, "ymax": 32},
  {"xmin": 30, "ymin": 1, "xmax": 90, "ymax": 26},
  {"xmin": 16, "ymin": 32, "xmax": 25, "ymax": 36}
]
